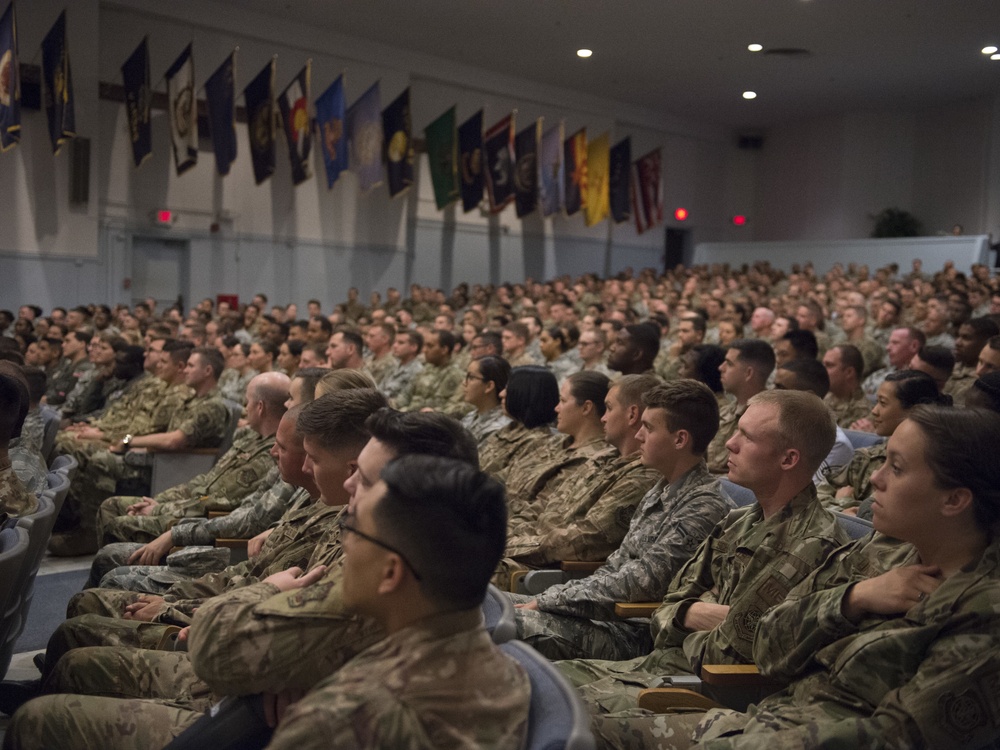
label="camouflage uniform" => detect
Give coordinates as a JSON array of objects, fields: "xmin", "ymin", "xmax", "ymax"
[
  {"xmin": 655, "ymin": 349, "xmax": 685, "ymax": 382},
  {"xmin": 379, "ymin": 357, "xmax": 423, "ymax": 408},
  {"xmin": 9, "ymin": 441, "xmax": 47, "ymax": 496},
  {"xmin": 503, "ymin": 448, "xmax": 659, "ymax": 567},
  {"xmin": 507, "ymin": 351, "xmax": 540, "ymax": 368},
  {"xmin": 824, "ymin": 388, "xmax": 871, "ymax": 429},
  {"xmin": 364, "ymin": 352, "xmax": 398, "ymax": 387},
  {"xmin": 512, "ymin": 465, "xmax": 731, "ymax": 662},
  {"xmin": 460, "ymin": 405, "xmax": 512, "ymax": 444},
  {"xmin": 849, "ymin": 336, "xmax": 885, "ymax": 377},
  {"xmin": 0, "ymin": 458, "xmax": 38, "ymax": 518},
  {"xmin": 397, "ymin": 360, "xmax": 464, "ymax": 413},
  {"xmin": 943, "ymin": 362, "xmax": 976, "ymax": 408},
  {"xmin": 861, "ymin": 364, "xmax": 897, "ymax": 402},
  {"xmin": 706, "ymin": 401, "xmax": 745, "ymax": 474},
  {"xmin": 217, "ymin": 367, "xmax": 257, "ymax": 404},
  {"xmin": 98, "ymin": 427, "xmax": 276, "ymax": 544},
  {"xmin": 17, "ymin": 406, "xmax": 45, "ymax": 454},
  {"xmin": 687, "ymin": 535, "xmax": 1000, "ymax": 749},
  {"xmin": 478, "ymin": 422, "xmax": 554, "ymax": 476},
  {"xmin": 924, "ymin": 330, "xmax": 956, "ymax": 350},
  {"xmin": 264, "ymin": 610, "xmax": 530, "ymax": 750},
  {"xmin": 547, "ymin": 351, "xmax": 580, "ymax": 385},
  {"xmin": 556, "ymin": 485, "xmax": 851, "ymax": 723},
  {"xmin": 45, "ymin": 356, "xmax": 92, "ymax": 406},
  {"xmin": 816, "ymin": 441, "xmax": 886, "ymax": 512}
]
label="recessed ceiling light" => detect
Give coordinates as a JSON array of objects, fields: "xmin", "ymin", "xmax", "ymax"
[
  {"xmin": 742, "ymin": 91, "xmax": 757, "ymax": 100},
  {"xmin": 747, "ymin": 44, "xmax": 763, "ymax": 52},
  {"xmin": 992, "ymin": 53, "xmax": 1000, "ymax": 61},
  {"xmin": 982, "ymin": 46, "xmax": 998, "ymax": 55},
  {"xmin": 577, "ymin": 49, "xmax": 593, "ymax": 58}
]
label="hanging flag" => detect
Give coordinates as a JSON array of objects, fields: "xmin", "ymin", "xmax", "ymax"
[
  {"xmin": 381, "ymin": 87, "xmax": 413, "ymax": 198},
  {"xmin": 564, "ymin": 128, "xmax": 587, "ymax": 216},
  {"xmin": 315, "ymin": 75, "xmax": 347, "ymax": 189},
  {"xmin": 457, "ymin": 109, "xmax": 483, "ymax": 213},
  {"xmin": 0, "ymin": 1, "xmax": 21, "ymax": 152},
  {"xmin": 165, "ymin": 43, "xmax": 197, "ymax": 175},
  {"xmin": 277, "ymin": 63, "xmax": 312, "ymax": 186},
  {"xmin": 243, "ymin": 58, "xmax": 276, "ymax": 185},
  {"xmin": 346, "ymin": 81, "xmax": 383, "ymax": 193},
  {"xmin": 204, "ymin": 51, "xmax": 237, "ymax": 176},
  {"xmin": 514, "ymin": 120, "xmax": 539, "ymax": 218},
  {"xmin": 632, "ymin": 148, "xmax": 664, "ymax": 234},
  {"xmin": 609, "ymin": 137, "xmax": 631, "ymax": 224},
  {"xmin": 538, "ymin": 122, "xmax": 563, "ymax": 217},
  {"xmin": 584, "ymin": 131, "xmax": 610, "ymax": 227},
  {"xmin": 40, "ymin": 10, "xmax": 75, "ymax": 155},
  {"xmin": 121, "ymin": 37, "xmax": 151, "ymax": 168},
  {"xmin": 423, "ymin": 106, "xmax": 458, "ymax": 210},
  {"xmin": 483, "ymin": 113, "xmax": 515, "ymax": 213}
]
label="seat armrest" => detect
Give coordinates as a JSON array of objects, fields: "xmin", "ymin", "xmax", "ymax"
[
  {"xmin": 215, "ymin": 538, "xmax": 249, "ymax": 549},
  {"xmin": 560, "ymin": 560, "xmax": 603, "ymax": 573},
  {"xmin": 614, "ymin": 601, "xmax": 659, "ymax": 618},
  {"xmin": 637, "ymin": 688, "xmax": 722, "ymax": 713}
]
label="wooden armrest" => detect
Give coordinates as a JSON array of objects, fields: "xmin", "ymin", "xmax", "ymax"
[
  {"xmin": 560, "ymin": 560, "xmax": 603, "ymax": 573},
  {"xmin": 509, "ymin": 570, "xmax": 529, "ymax": 592},
  {"xmin": 614, "ymin": 601, "xmax": 660, "ymax": 618},
  {"xmin": 637, "ymin": 688, "xmax": 722, "ymax": 713},
  {"xmin": 215, "ymin": 538, "xmax": 250, "ymax": 549},
  {"xmin": 701, "ymin": 664, "xmax": 783, "ymax": 692},
  {"xmin": 207, "ymin": 510, "xmax": 230, "ymax": 518}
]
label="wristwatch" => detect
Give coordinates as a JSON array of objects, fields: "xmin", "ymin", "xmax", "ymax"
[{"xmin": 122, "ymin": 434, "xmax": 133, "ymax": 448}]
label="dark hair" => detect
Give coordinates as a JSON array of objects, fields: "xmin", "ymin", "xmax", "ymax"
[
  {"xmin": 434, "ymin": 329, "xmax": 456, "ymax": 352},
  {"xmin": 916, "ymin": 345, "xmax": 955, "ymax": 376},
  {"xmin": 778, "ymin": 358, "xmax": 830, "ymax": 398},
  {"xmin": 376, "ymin": 456, "xmax": 506, "ymax": 609},
  {"xmin": 968, "ymin": 373, "xmax": 1000, "ymax": 414},
  {"xmin": 780, "ymin": 330, "xmax": 819, "ymax": 361},
  {"xmin": 292, "ymin": 367, "xmax": 330, "ymax": 403},
  {"xmin": 284, "ymin": 339, "xmax": 305, "ymax": 358},
  {"xmin": 885, "ymin": 369, "xmax": 951, "ymax": 408},
  {"xmin": 642, "ymin": 379, "xmax": 720, "ymax": 455},
  {"xmin": 337, "ymin": 328, "xmax": 364, "ymax": 354},
  {"xmin": 400, "ymin": 330, "xmax": 424, "ymax": 354},
  {"xmin": 730, "ymin": 338, "xmax": 777, "ymax": 379},
  {"xmin": 475, "ymin": 356, "xmax": 511, "ymax": 395},
  {"xmin": 684, "ymin": 314, "xmax": 707, "ymax": 334},
  {"xmin": 296, "ymin": 388, "xmax": 388, "ymax": 453},
  {"xmin": 0, "ymin": 363, "xmax": 28, "ymax": 440},
  {"xmin": 503, "ymin": 321, "xmax": 529, "ymax": 341},
  {"xmin": 191, "ymin": 347, "xmax": 225, "ymax": 380},
  {"xmin": 567, "ymin": 370, "xmax": 610, "ymax": 418},
  {"xmin": 907, "ymin": 405, "xmax": 1000, "ymax": 532},
  {"xmin": 20, "ymin": 366, "xmax": 46, "ymax": 405},
  {"xmin": 473, "ymin": 331, "xmax": 502, "ymax": 355},
  {"xmin": 832, "ymin": 344, "xmax": 865, "ymax": 378},
  {"xmin": 544, "ymin": 325, "xmax": 572, "ymax": 354},
  {"xmin": 365, "ymin": 408, "xmax": 479, "ymax": 469},
  {"xmin": 115, "ymin": 345, "xmax": 147, "ymax": 381},
  {"xmin": 687, "ymin": 344, "xmax": 725, "ymax": 393},
  {"xmin": 311, "ymin": 315, "xmax": 334, "ymax": 336},
  {"xmin": 624, "ymin": 322, "xmax": 661, "ymax": 361},
  {"xmin": 505, "ymin": 365, "xmax": 559, "ymax": 429},
  {"xmin": 965, "ymin": 316, "xmax": 1000, "ymax": 340}
]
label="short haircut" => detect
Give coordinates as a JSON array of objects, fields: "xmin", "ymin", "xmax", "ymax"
[
  {"xmin": 317, "ymin": 369, "xmax": 377, "ymax": 394},
  {"xmin": 688, "ymin": 344, "xmax": 725, "ymax": 393},
  {"xmin": 164, "ymin": 339, "xmax": 194, "ymax": 366},
  {"xmin": 20, "ymin": 367, "xmax": 47, "ymax": 405},
  {"xmin": 907, "ymin": 405, "xmax": 1000, "ymax": 532},
  {"xmin": 624, "ymin": 322, "xmax": 661, "ymax": 361},
  {"xmin": 474, "ymin": 331, "xmax": 502, "ymax": 354},
  {"xmin": 285, "ymin": 339, "xmax": 305, "ymax": 357},
  {"xmin": 503, "ymin": 321, "xmax": 529, "ymax": 341},
  {"xmin": 365, "ymin": 408, "xmax": 479, "ymax": 469},
  {"xmin": 475, "ymin": 356, "xmax": 511, "ymax": 395},
  {"xmin": 747, "ymin": 390, "xmax": 836, "ymax": 475},
  {"xmin": 376, "ymin": 455, "xmax": 506, "ymax": 609},
  {"xmin": 434, "ymin": 329, "xmax": 456, "ymax": 352},
  {"xmin": 296, "ymin": 388, "xmax": 388, "ymax": 454},
  {"xmin": 311, "ymin": 316, "xmax": 334, "ymax": 336},
  {"xmin": 966, "ymin": 316, "xmax": 1000, "ymax": 340},
  {"xmin": 613, "ymin": 373, "xmax": 662, "ymax": 409},
  {"xmin": 374, "ymin": 321, "xmax": 396, "ymax": 339},
  {"xmin": 832, "ymin": 344, "xmax": 864, "ymax": 378},
  {"xmin": 968, "ymin": 373, "xmax": 1000, "ymax": 414},
  {"xmin": 916, "ymin": 345, "xmax": 955, "ymax": 376},
  {"xmin": 191, "ymin": 347, "xmax": 225, "ymax": 380},
  {"xmin": 336, "ymin": 328, "xmax": 364, "ymax": 354},
  {"xmin": 567, "ymin": 370, "xmax": 611, "ymax": 417},
  {"xmin": 685, "ymin": 314, "xmax": 707, "ymax": 334},
  {"xmin": 255, "ymin": 340, "xmax": 280, "ymax": 359},
  {"xmin": 505, "ymin": 365, "xmax": 559, "ymax": 429},
  {"xmin": 251, "ymin": 373, "xmax": 291, "ymax": 415},
  {"xmin": 778, "ymin": 358, "xmax": 830, "ymax": 398},
  {"xmin": 780, "ymin": 330, "xmax": 819, "ymax": 361},
  {"xmin": 845, "ymin": 304, "xmax": 868, "ymax": 321},
  {"xmin": 642, "ymin": 379, "xmax": 720, "ymax": 455},
  {"xmin": 293, "ymin": 367, "xmax": 332, "ymax": 402},
  {"xmin": 897, "ymin": 326, "xmax": 927, "ymax": 347},
  {"xmin": 731, "ymin": 338, "xmax": 777, "ymax": 379}
]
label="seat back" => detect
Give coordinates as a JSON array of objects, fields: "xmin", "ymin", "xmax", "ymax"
[
  {"xmin": 719, "ymin": 479, "xmax": 757, "ymax": 508},
  {"xmin": 833, "ymin": 510, "xmax": 874, "ymax": 540},
  {"xmin": 49, "ymin": 453, "xmax": 79, "ymax": 481},
  {"xmin": 40, "ymin": 405, "xmax": 61, "ymax": 463},
  {"xmin": 482, "ymin": 584, "xmax": 516, "ymax": 644},
  {"xmin": 500, "ymin": 641, "xmax": 596, "ymax": 750},
  {"xmin": 0, "ymin": 527, "xmax": 30, "ymax": 627},
  {"xmin": 844, "ymin": 430, "xmax": 885, "ymax": 450},
  {"xmin": 45, "ymin": 470, "xmax": 72, "ymax": 517}
]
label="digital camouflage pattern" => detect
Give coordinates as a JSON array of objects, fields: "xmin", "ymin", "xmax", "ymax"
[
  {"xmin": 217, "ymin": 366, "xmax": 257, "ymax": 404},
  {"xmin": 943, "ymin": 362, "xmax": 976, "ymax": 408},
  {"xmin": 379, "ymin": 357, "xmax": 423, "ymax": 408},
  {"xmin": 460, "ymin": 405, "xmax": 512, "ymax": 444},
  {"xmin": 0, "ymin": 459, "xmax": 38, "ymax": 518},
  {"xmin": 363, "ymin": 352, "xmax": 398, "ymax": 387}
]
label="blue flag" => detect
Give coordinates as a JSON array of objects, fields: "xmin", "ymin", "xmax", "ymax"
[
  {"xmin": 243, "ymin": 58, "xmax": 276, "ymax": 185},
  {"xmin": 458, "ymin": 109, "xmax": 483, "ymax": 213},
  {"xmin": 381, "ymin": 87, "xmax": 413, "ymax": 198},
  {"xmin": 315, "ymin": 75, "xmax": 347, "ymax": 189},
  {"xmin": 514, "ymin": 120, "xmax": 539, "ymax": 218},
  {"xmin": 204, "ymin": 51, "xmax": 237, "ymax": 176},
  {"xmin": 483, "ymin": 113, "xmax": 515, "ymax": 213},
  {"xmin": 0, "ymin": 1, "xmax": 20, "ymax": 152},
  {"xmin": 41, "ymin": 10, "xmax": 75, "ymax": 155},
  {"xmin": 538, "ymin": 122, "xmax": 563, "ymax": 217},
  {"xmin": 121, "ymin": 37, "xmax": 151, "ymax": 168},
  {"xmin": 347, "ymin": 81, "xmax": 383, "ymax": 193},
  {"xmin": 610, "ymin": 137, "xmax": 631, "ymax": 223}
]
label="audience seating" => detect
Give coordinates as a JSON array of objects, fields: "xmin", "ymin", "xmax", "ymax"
[
  {"xmin": 720, "ymin": 479, "xmax": 756, "ymax": 507},
  {"xmin": 637, "ymin": 663, "xmax": 785, "ymax": 714},
  {"xmin": 832, "ymin": 510, "xmax": 873, "ymax": 539},
  {"xmin": 520, "ymin": 561, "xmax": 603, "ymax": 595},
  {"xmin": 483, "ymin": 583, "xmax": 516, "ymax": 643},
  {"xmin": 48, "ymin": 453, "xmax": 79, "ymax": 481},
  {"xmin": 500, "ymin": 640, "xmax": 596, "ymax": 750},
  {"xmin": 0, "ymin": 527, "xmax": 31, "ymax": 660},
  {"xmin": 844, "ymin": 430, "xmax": 885, "ymax": 450},
  {"xmin": 39, "ymin": 406, "xmax": 61, "ymax": 464}
]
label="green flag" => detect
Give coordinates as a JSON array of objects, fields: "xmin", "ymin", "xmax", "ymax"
[{"xmin": 424, "ymin": 106, "xmax": 458, "ymax": 210}]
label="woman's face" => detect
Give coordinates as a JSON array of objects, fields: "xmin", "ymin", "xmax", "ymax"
[
  {"xmin": 248, "ymin": 343, "xmax": 271, "ymax": 372},
  {"xmin": 227, "ymin": 346, "xmax": 249, "ymax": 371},
  {"xmin": 717, "ymin": 321, "xmax": 737, "ymax": 346},
  {"xmin": 277, "ymin": 343, "xmax": 299, "ymax": 373},
  {"xmin": 89, "ymin": 339, "xmax": 116, "ymax": 365},
  {"xmin": 871, "ymin": 381, "xmax": 908, "ymax": 437},
  {"xmin": 539, "ymin": 331, "xmax": 560, "ymax": 362},
  {"xmin": 555, "ymin": 379, "xmax": 589, "ymax": 437},
  {"xmin": 463, "ymin": 360, "xmax": 494, "ymax": 409}
]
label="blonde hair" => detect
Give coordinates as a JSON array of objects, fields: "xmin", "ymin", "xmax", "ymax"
[
  {"xmin": 747, "ymin": 390, "xmax": 835, "ymax": 473},
  {"xmin": 315, "ymin": 369, "xmax": 377, "ymax": 397}
]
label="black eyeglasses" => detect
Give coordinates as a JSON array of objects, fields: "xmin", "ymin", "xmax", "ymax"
[
  {"xmin": 464, "ymin": 372, "xmax": 486, "ymax": 383},
  {"xmin": 337, "ymin": 515, "xmax": 422, "ymax": 581}
]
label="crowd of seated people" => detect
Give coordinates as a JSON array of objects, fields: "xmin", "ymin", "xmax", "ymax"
[{"xmin": 0, "ymin": 256, "xmax": 997, "ymax": 748}]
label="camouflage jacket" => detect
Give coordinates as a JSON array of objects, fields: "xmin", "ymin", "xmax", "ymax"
[
  {"xmin": 379, "ymin": 357, "xmax": 423, "ymax": 408},
  {"xmin": 943, "ymin": 362, "xmax": 976, "ymax": 408},
  {"xmin": 165, "ymin": 388, "xmax": 230, "ymax": 449},
  {"xmin": 261, "ymin": 610, "xmax": 530, "ymax": 750},
  {"xmin": 648, "ymin": 484, "xmax": 850, "ymax": 673},
  {"xmin": 398, "ymin": 361, "xmax": 464, "ymax": 413},
  {"xmin": 498, "ymin": 434, "xmax": 607, "ymax": 517},
  {"xmin": 505, "ymin": 448, "xmax": 660, "ymax": 565},
  {"xmin": 46, "ymin": 357, "xmax": 92, "ymax": 406},
  {"xmin": 10, "ymin": 443, "xmax": 47, "ymax": 496},
  {"xmin": 824, "ymin": 388, "xmax": 871, "ymax": 429},
  {"xmin": 364, "ymin": 352, "xmax": 398, "ymax": 388},
  {"xmin": 534, "ymin": 463, "xmax": 731, "ymax": 620},
  {"xmin": 706, "ymin": 400, "xmax": 745, "ymax": 474},
  {"xmin": 91, "ymin": 373, "xmax": 166, "ymax": 440},
  {"xmin": 460, "ymin": 406, "xmax": 512, "ymax": 445},
  {"xmin": 816, "ymin": 441, "xmax": 887, "ymax": 511},
  {"xmin": 217, "ymin": 367, "xmax": 257, "ymax": 405},
  {"xmin": 16, "ymin": 407, "xmax": 44, "ymax": 455},
  {"xmin": 696, "ymin": 536, "xmax": 1000, "ymax": 749},
  {"xmin": 478, "ymin": 422, "xmax": 554, "ymax": 477},
  {"xmin": 140, "ymin": 382, "xmax": 195, "ymax": 437},
  {"xmin": 0, "ymin": 460, "xmax": 38, "ymax": 518}
]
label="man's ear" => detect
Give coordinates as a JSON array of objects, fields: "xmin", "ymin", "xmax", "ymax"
[
  {"xmin": 626, "ymin": 404, "xmax": 641, "ymax": 427},
  {"xmin": 377, "ymin": 556, "xmax": 407, "ymax": 595},
  {"xmin": 779, "ymin": 447, "xmax": 801, "ymax": 471}
]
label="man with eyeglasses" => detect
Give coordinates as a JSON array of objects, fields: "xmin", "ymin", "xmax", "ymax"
[{"xmin": 577, "ymin": 329, "xmax": 614, "ymax": 377}]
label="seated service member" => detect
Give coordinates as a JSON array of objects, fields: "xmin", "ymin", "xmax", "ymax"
[{"xmin": 264, "ymin": 455, "xmax": 530, "ymax": 750}]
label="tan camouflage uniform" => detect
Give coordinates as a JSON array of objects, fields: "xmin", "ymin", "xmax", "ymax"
[
  {"xmin": 478, "ymin": 422, "xmax": 555, "ymax": 476},
  {"xmin": 0, "ymin": 458, "xmax": 38, "ymax": 518},
  {"xmin": 943, "ymin": 362, "xmax": 976, "ymax": 408},
  {"xmin": 824, "ymin": 388, "xmax": 871, "ymax": 429},
  {"xmin": 705, "ymin": 401, "xmax": 745, "ymax": 474},
  {"xmin": 397, "ymin": 360, "xmax": 464, "ymax": 413},
  {"xmin": 363, "ymin": 352, "xmax": 398, "ymax": 387},
  {"xmin": 815, "ymin": 441, "xmax": 886, "ymax": 512},
  {"xmin": 45, "ymin": 356, "xmax": 92, "ymax": 406}
]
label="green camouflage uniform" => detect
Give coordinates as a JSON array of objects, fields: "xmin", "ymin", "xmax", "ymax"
[
  {"xmin": 558, "ymin": 484, "xmax": 851, "ymax": 735},
  {"xmin": 688, "ymin": 535, "xmax": 1000, "ymax": 749},
  {"xmin": 98, "ymin": 427, "xmax": 276, "ymax": 544},
  {"xmin": 850, "ymin": 336, "xmax": 885, "ymax": 377},
  {"xmin": 0, "ymin": 458, "xmax": 38, "ymax": 518},
  {"xmin": 397, "ymin": 360, "xmax": 464, "ymax": 413},
  {"xmin": 363, "ymin": 352, "xmax": 398, "ymax": 387},
  {"xmin": 460, "ymin": 405, "xmax": 512, "ymax": 444},
  {"xmin": 706, "ymin": 401, "xmax": 745, "ymax": 474},
  {"xmin": 264, "ymin": 610, "xmax": 530, "ymax": 750},
  {"xmin": 478, "ymin": 422, "xmax": 554, "ymax": 476},
  {"xmin": 379, "ymin": 357, "xmax": 423, "ymax": 408},
  {"xmin": 816, "ymin": 441, "xmax": 886, "ymax": 512},
  {"xmin": 655, "ymin": 349, "xmax": 685, "ymax": 382},
  {"xmin": 512, "ymin": 464, "xmax": 730, "ymax": 662},
  {"xmin": 823, "ymin": 388, "xmax": 871, "ymax": 428},
  {"xmin": 45, "ymin": 356, "xmax": 92, "ymax": 405},
  {"xmin": 943, "ymin": 362, "xmax": 976, "ymax": 408}
]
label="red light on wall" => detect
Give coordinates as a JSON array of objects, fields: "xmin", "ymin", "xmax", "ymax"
[
  {"xmin": 674, "ymin": 207, "xmax": 689, "ymax": 221},
  {"xmin": 154, "ymin": 210, "xmax": 175, "ymax": 226},
  {"xmin": 732, "ymin": 214, "xmax": 747, "ymax": 226}
]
